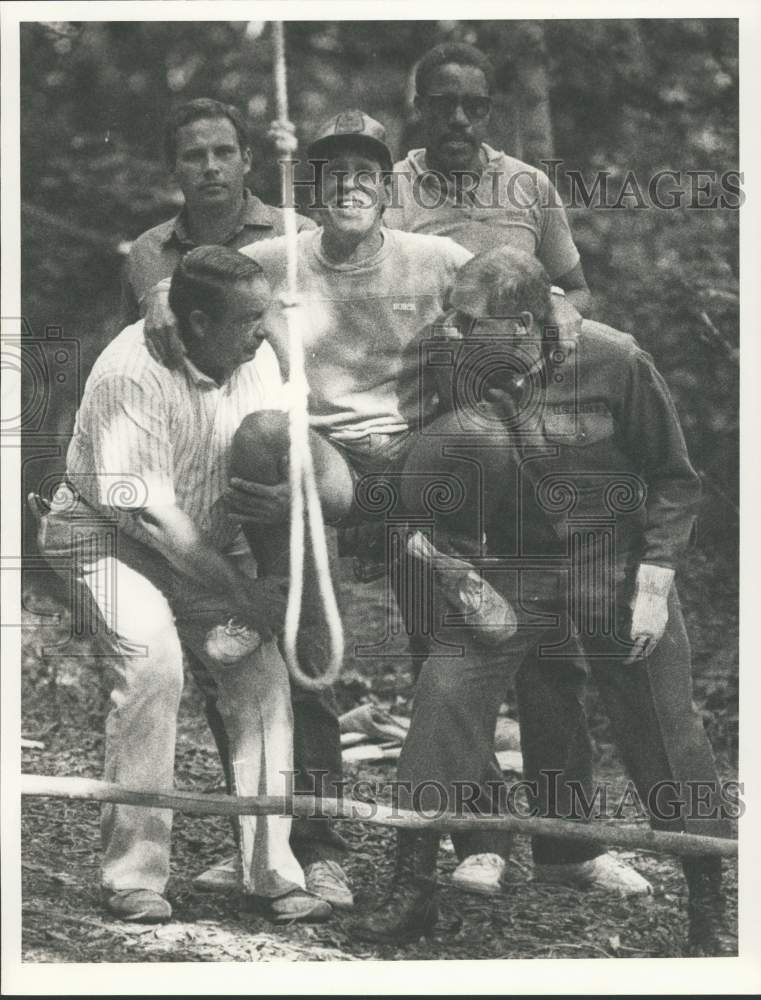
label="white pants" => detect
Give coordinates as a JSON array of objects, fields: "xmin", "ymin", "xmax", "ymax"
[{"xmin": 40, "ymin": 504, "xmax": 305, "ymax": 898}]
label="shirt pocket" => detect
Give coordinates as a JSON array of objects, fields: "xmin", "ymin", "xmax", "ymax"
[{"xmin": 542, "ymin": 408, "xmax": 615, "ymax": 447}]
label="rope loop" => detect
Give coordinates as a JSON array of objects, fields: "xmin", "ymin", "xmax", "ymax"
[{"xmin": 271, "ymin": 21, "xmax": 344, "ymax": 691}]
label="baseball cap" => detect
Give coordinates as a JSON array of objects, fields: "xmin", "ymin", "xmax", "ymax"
[{"xmin": 306, "ymin": 109, "xmax": 393, "ymax": 172}]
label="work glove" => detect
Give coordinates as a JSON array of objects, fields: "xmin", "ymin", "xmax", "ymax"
[{"xmin": 624, "ymin": 562, "xmax": 675, "ymax": 664}]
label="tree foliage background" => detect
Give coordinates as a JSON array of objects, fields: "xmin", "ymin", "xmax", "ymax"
[{"xmin": 19, "ymin": 18, "xmax": 739, "ymax": 748}]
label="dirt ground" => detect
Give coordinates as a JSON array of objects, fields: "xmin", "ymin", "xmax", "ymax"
[{"xmin": 19, "ymin": 556, "xmax": 738, "ymax": 963}]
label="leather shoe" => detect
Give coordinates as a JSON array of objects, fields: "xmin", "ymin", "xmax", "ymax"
[
  {"xmin": 304, "ymin": 860, "xmax": 354, "ymax": 910},
  {"xmin": 104, "ymin": 888, "xmax": 172, "ymax": 923},
  {"xmin": 249, "ymin": 889, "xmax": 332, "ymax": 924},
  {"xmin": 192, "ymin": 854, "xmax": 240, "ymax": 893}
]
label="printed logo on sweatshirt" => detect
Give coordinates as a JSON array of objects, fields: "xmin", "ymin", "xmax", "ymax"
[{"xmin": 549, "ymin": 400, "xmax": 610, "ymax": 416}]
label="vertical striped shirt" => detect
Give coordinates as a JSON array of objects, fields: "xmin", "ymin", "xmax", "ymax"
[{"xmin": 66, "ymin": 321, "xmax": 284, "ymax": 551}]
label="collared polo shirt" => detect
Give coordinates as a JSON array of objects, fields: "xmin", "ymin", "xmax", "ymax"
[
  {"xmin": 66, "ymin": 320, "xmax": 285, "ymax": 551},
  {"xmin": 121, "ymin": 190, "xmax": 316, "ymax": 324},
  {"xmin": 385, "ymin": 145, "xmax": 579, "ymax": 281}
]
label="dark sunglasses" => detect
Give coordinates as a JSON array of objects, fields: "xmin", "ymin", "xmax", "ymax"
[
  {"xmin": 450, "ymin": 311, "xmax": 530, "ymax": 337},
  {"xmin": 422, "ymin": 94, "xmax": 492, "ymax": 121}
]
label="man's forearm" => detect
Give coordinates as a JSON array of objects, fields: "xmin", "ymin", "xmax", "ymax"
[{"xmin": 137, "ymin": 507, "xmax": 251, "ymax": 614}]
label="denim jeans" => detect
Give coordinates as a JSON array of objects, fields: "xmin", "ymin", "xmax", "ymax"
[{"xmin": 398, "ymin": 590, "xmax": 729, "ymax": 864}]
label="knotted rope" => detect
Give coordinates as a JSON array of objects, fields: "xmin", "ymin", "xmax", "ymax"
[{"xmin": 270, "ymin": 21, "xmax": 344, "ymax": 691}]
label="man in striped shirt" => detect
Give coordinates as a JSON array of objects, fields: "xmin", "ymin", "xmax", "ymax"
[
  {"xmin": 38, "ymin": 247, "xmax": 330, "ymax": 924},
  {"xmin": 120, "ymin": 98, "xmax": 351, "ymax": 910}
]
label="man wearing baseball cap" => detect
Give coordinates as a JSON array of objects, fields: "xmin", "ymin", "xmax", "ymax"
[
  {"xmin": 140, "ymin": 108, "xmax": 629, "ymax": 932},
  {"xmin": 226, "ymin": 109, "xmax": 622, "ymax": 937},
  {"xmin": 271, "ymin": 107, "xmax": 646, "ymax": 921},
  {"xmin": 140, "ymin": 107, "xmax": 477, "ymax": 914},
  {"xmin": 306, "ymin": 108, "xmax": 394, "ymax": 173}
]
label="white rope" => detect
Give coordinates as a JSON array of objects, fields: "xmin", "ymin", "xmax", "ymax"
[{"xmin": 271, "ymin": 21, "xmax": 344, "ymax": 691}]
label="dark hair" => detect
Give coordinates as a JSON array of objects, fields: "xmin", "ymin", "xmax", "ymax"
[
  {"xmin": 415, "ymin": 42, "xmax": 495, "ymax": 96},
  {"xmin": 164, "ymin": 98, "xmax": 249, "ymax": 167},
  {"xmin": 169, "ymin": 246, "xmax": 265, "ymax": 337},
  {"xmin": 454, "ymin": 247, "xmax": 553, "ymax": 329}
]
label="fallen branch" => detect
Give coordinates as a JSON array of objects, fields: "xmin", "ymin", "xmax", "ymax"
[{"xmin": 21, "ymin": 774, "xmax": 736, "ymax": 859}]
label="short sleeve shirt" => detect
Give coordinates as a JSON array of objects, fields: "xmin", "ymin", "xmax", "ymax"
[
  {"xmin": 121, "ymin": 190, "xmax": 316, "ymax": 324},
  {"xmin": 242, "ymin": 228, "xmax": 471, "ymax": 440},
  {"xmin": 385, "ymin": 145, "xmax": 579, "ymax": 280}
]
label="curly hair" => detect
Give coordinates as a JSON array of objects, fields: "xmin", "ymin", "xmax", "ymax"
[{"xmin": 414, "ymin": 42, "xmax": 495, "ymax": 95}]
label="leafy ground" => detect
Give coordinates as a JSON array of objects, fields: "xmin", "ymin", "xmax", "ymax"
[{"xmin": 19, "ymin": 550, "xmax": 738, "ymax": 963}]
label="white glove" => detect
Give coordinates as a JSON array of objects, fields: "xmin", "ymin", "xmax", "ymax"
[{"xmin": 624, "ymin": 563, "xmax": 675, "ymax": 664}]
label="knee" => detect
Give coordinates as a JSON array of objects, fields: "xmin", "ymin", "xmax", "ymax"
[{"xmin": 231, "ymin": 410, "xmax": 289, "ymax": 482}]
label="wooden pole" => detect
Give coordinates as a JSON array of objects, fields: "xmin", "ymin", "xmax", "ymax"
[{"xmin": 21, "ymin": 774, "xmax": 736, "ymax": 859}]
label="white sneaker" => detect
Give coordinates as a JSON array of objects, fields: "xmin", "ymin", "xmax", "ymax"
[
  {"xmin": 451, "ymin": 853, "xmax": 506, "ymax": 895},
  {"xmin": 304, "ymin": 860, "xmax": 354, "ymax": 910},
  {"xmin": 192, "ymin": 853, "xmax": 241, "ymax": 892},
  {"xmin": 204, "ymin": 618, "xmax": 262, "ymax": 664},
  {"xmin": 534, "ymin": 852, "xmax": 653, "ymax": 896}
]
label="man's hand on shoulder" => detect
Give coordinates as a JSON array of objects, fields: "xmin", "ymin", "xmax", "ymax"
[{"xmin": 144, "ymin": 278, "xmax": 186, "ymax": 368}]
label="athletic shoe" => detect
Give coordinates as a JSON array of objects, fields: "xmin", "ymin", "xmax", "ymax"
[
  {"xmin": 192, "ymin": 853, "xmax": 240, "ymax": 892},
  {"xmin": 104, "ymin": 888, "xmax": 172, "ymax": 923},
  {"xmin": 204, "ymin": 618, "xmax": 262, "ymax": 664},
  {"xmin": 534, "ymin": 852, "xmax": 653, "ymax": 896},
  {"xmin": 407, "ymin": 532, "xmax": 517, "ymax": 645},
  {"xmin": 451, "ymin": 853, "xmax": 506, "ymax": 895},
  {"xmin": 304, "ymin": 860, "xmax": 354, "ymax": 910}
]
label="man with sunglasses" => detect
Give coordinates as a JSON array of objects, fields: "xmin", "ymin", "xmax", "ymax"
[
  {"xmin": 386, "ymin": 42, "xmax": 591, "ymax": 318},
  {"xmin": 356, "ymin": 247, "xmax": 731, "ymax": 954},
  {"xmin": 383, "ymin": 42, "xmax": 606, "ymax": 899}
]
